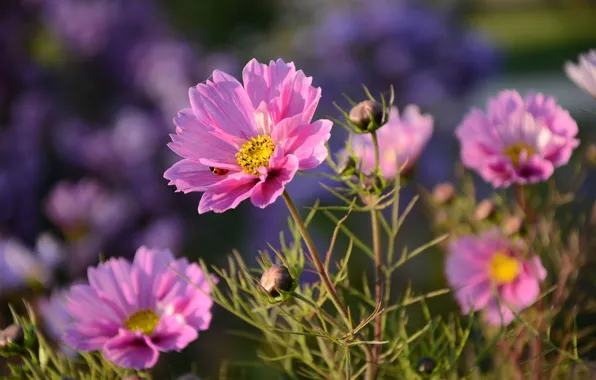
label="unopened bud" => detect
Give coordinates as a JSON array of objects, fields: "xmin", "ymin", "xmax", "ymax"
[
  {"xmin": 0, "ymin": 324, "xmax": 24, "ymax": 348},
  {"xmin": 260, "ymin": 265, "xmax": 293, "ymax": 297},
  {"xmin": 349, "ymin": 100, "xmax": 383, "ymax": 131},
  {"xmin": 586, "ymin": 144, "xmax": 596, "ymax": 166},
  {"xmin": 474, "ymin": 199, "xmax": 496, "ymax": 221},
  {"xmin": 361, "ymin": 173, "xmax": 384, "ymax": 192},
  {"xmin": 416, "ymin": 357, "xmax": 437, "ymax": 374},
  {"xmin": 337, "ymin": 156, "xmax": 357, "ymax": 177},
  {"xmin": 502, "ymin": 215, "xmax": 524, "ymax": 236},
  {"xmin": 432, "ymin": 183, "xmax": 455, "ymax": 204}
]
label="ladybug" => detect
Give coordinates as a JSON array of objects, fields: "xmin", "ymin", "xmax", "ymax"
[{"xmin": 209, "ymin": 167, "xmax": 229, "ymax": 175}]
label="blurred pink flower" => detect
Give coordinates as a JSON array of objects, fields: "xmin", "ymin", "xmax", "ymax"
[
  {"xmin": 63, "ymin": 246, "xmax": 215, "ymax": 369},
  {"xmin": 164, "ymin": 58, "xmax": 332, "ymax": 213},
  {"xmin": 565, "ymin": 49, "xmax": 596, "ymax": 98},
  {"xmin": 445, "ymin": 229, "xmax": 546, "ymax": 325},
  {"xmin": 347, "ymin": 105, "xmax": 433, "ymax": 178},
  {"xmin": 455, "ymin": 90, "xmax": 579, "ymax": 188}
]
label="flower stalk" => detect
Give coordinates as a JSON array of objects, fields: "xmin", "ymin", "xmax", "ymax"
[{"xmin": 282, "ymin": 190, "xmax": 375, "ymax": 379}]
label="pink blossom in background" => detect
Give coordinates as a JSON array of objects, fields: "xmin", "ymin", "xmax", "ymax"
[
  {"xmin": 455, "ymin": 90, "xmax": 579, "ymax": 188},
  {"xmin": 346, "ymin": 105, "xmax": 433, "ymax": 178},
  {"xmin": 37, "ymin": 288, "xmax": 76, "ymax": 356},
  {"xmin": 445, "ymin": 229, "xmax": 546, "ymax": 325},
  {"xmin": 565, "ymin": 49, "xmax": 596, "ymax": 98},
  {"xmin": 63, "ymin": 246, "xmax": 216, "ymax": 369},
  {"xmin": 164, "ymin": 58, "xmax": 332, "ymax": 213}
]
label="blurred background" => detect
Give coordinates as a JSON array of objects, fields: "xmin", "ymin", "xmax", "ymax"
[{"xmin": 1, "ymin": 0, "xmax": 595, "ymax": 378}]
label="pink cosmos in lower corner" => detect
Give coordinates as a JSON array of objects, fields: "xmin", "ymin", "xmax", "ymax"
[
  {"xmin": 445, "ymin": 229, "xmax": 547, "ymax": 326},
  {"xmin": 164, "ymin": 58, "xmax": 332, "ymax": 213},
  {"xmin": 347, "ymin": 105, "xmax": 433, "ymax": 179},
  {"xmin": 455, "ymin": 90, "xmax": 579, "ymax": 188},
  {"xmin": 63, "ymin": 246, "xmax": 216, "ymax": 369}
]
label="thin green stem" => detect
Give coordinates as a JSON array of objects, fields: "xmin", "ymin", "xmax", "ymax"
[
  {"xmin": 282, "ymin": 190, "xmax": 375, "ymax": 380},
  {"xmin": 370, "ymin": 130, "xmax": 381, "ymax": 175},
  {"xmin": 370, "ymin": 208, "xmax": 383, "ymax": 378}
]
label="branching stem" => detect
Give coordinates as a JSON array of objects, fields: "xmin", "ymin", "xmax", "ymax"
[{"xmin": 282, "ymin": 190, "xmax": 375, "ymax": 379}]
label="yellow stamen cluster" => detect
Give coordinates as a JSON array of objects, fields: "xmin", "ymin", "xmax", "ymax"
[
  {"xmin": 123, "ymin": 309, "xmax": 160, "ymax": 336},
  {"xmin": 489, "ymin": 252, "xmax": 520, "ymax": 284},
  {"xmin": 236, "ymin": 135, "xmax": 275, "ymax": 175},
  {"xmin": 503, "ymin": 143, "xmax": 536, "ymax": 168}
]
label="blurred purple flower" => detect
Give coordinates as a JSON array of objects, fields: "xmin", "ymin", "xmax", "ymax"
[
  {"xmin": 346, "ymin": 105, "xmax": 434, "ymax": 178},
  {"xmin": 64, "ymin": 246, "xmax": 216, "ymax": 369},
  {"xmin": 565, "ymin": 49, "xmax": 596, "ymax": 99},
  {"xmin": 0, "ymin": 235, "xmax": 60, "ymax": 293},
  {"xmin": 45, "ymin": 179, "xmax": 105, "ymax": 237},
  {"xmin": 294, "ymin": 0, "xmax": 500, "ymax": 107},
  {"xmin": 445, "ymin": 229, "xmax": 547, "ymax": 325},
  {"xmin": 36, "ymin": 288, "xmax": 77, "ymax": 356},
  {"xmin": 455, "ymin": 90, "xmax": 579, "ymax": 188},
  {"xmin": 134, "ymin": 216, "xmax": 183, "ymax": 252},
  {"xmin": 43, "ymin": 0, "xmax": 117, "ymax": 56}
]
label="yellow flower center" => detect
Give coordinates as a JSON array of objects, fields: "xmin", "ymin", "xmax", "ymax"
[
  {"xmin": 236, "ymin": 135, "xmax": 275, "ymax": 175},
  {"xmin": 489, "ymin": 252, "xmax": 520, "ymax": 284},
  {"xmin": 123, "ymin": 309, "xmax": 160, "ymax": 336},
  {"xmin": 503, "ymin": 143, "xmax": 536, "ymax": 168}
]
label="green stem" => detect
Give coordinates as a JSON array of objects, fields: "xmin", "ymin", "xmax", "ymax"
[
  {"xmin": 370, "ymin": 209, "xmax": 383, "ymax": 378},
  {"xmin": 282, "ymin": 190, "xmax": 375, "ymax": 379},
  {"xmin": 283, "ymin": 190, "xmax": 348, "ymax": 322},
  {"xmin": 370, "ymin": 130, "xmax": 381, "ymax": 175}
]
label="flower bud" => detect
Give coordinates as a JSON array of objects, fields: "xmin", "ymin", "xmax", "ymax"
[
  {"xmin": 122, "ymin": 376, "xmax": 141, "ymax": 380},
  {"xmin": 432, "ymin": 183, "xmax": 455, "ymax": 204},
  {"xmin": 337, "ymin": 156, "xmax": 357, "ymax": 177},
  {"xmin": 416, "ymin": 357, "xmax": 436, "ymax": 374},
  {"xmin": 361, "ymin": 173, "xmax": 384, "ymax": 192},
  {"xmin": 502, "ymin": 215, "xmax": 524, "ymax": 236},
  {"xmin": 349, "ymin": 100, "xmax": 383, "ymax": 131},
  {"xmin": 585, "ymin": 144, "xmax": 596, "ymax": 166},
  {"xmin": 260, "ymin": 265, "xmax": 293, "ymax": 297},
  {"xmin": 0, "ymin": 324, "xmax": 24, "ymax": 348},
  {"xmin": 474, "ymin": 199, "xmax": 496, "ymax": 221}
]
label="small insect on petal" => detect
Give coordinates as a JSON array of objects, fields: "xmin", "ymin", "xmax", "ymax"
[{"xmin": 209, "ymin": 167, "xmax": 229, "ymax": 176}]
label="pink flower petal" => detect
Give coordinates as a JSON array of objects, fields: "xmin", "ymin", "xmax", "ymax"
[
  {"xmin": 199, "ymin": 172, "xmax": 258, "ymax": 213},
  {"xmin": 250, "ymin": 150, "xmax": 299, "ymax": 208},
  {"xmin": 103, "ymin": 330, "xmax": 159, "ymax": 369}
]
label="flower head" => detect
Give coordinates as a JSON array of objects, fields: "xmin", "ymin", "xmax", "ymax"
[
  {"xmin": 164, "ymin": 58, "xmax": 332, "ymax": 213},
  {"xmin": 347, "ymin": 105, "xmax": 433, "ymax": 179},
  {"xmin": 63, "ymin": 246, "xmax": 216, "ymax": 369},
  {"xmin": 445, "ymin": 229, "xmax": 546, "ymax": 325},
  {"xmin": 565, "ymin": 49, "xmax": 596, "ymax": 98},
  {"xmin": 456, "ymin": 91, "xmax": 579, "ymax": 188}
]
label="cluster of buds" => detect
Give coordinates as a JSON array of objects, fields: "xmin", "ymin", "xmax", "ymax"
[
  {"xmin": 429, "ymin": 182, "xmax": 527, "ymax": 239},
  {"xmin": 333, "ymin": 88, "xmax": 396, "ymax": 195}
]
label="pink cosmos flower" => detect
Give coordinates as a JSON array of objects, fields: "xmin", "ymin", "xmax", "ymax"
[
  {"xmin": 455, "ymin": 90, "xmax": 579, "ymax": 188},
  {"xmin": 347, "ymin": 105, "xmax": 433, "ymax": 178},
  {"xmin": 445, "ymin": 229, "xmax": 547, "ymax": 325},
  {"xmin": 565, "ymin": 49, "xmax": 596, "ymax": 98},
  {"xmin": 164, "ymin": 58, "xmax": 332, "ymax": 213},
  {"xmin": 63, "ymin": 246, "xmax": 215, "ymax": 369}
]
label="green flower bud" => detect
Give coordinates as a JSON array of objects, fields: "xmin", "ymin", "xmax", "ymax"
[
  {"xmin": 0, "ymin": 324, "xmax": 24, "ymax": 349},
  {"xmin": 260, "ymin": 265, "xmax": 293, "ymax": 297},
  {"xmin": 432, "ymin": 183, "xmax": 455, "ymax": 205},
  {"xmin": 349, "ymin": 100, "xmax": 384, "ymax": 131},
  {"xmin": 416, "ymin": 357, "xmax": 436, "ymax": 374},
  {"xmin": 474, "ymin": 199, "xmax": 496, "ymax": 221}
]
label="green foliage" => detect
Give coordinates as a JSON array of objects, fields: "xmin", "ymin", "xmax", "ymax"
[{"xmin": 0, "ymin": 305, "xmax": 148, "ymax": 380}]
